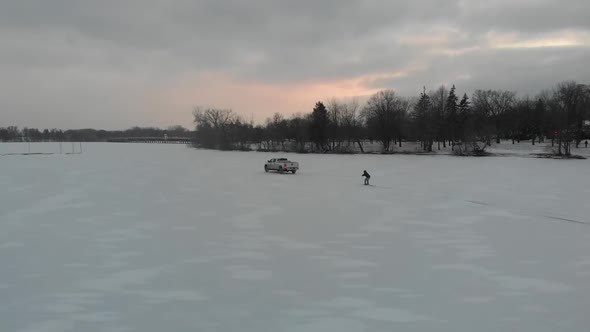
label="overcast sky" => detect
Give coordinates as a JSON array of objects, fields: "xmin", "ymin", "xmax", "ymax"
[{"xmin": 1, "ymin": 0, "xmax": 589, "ymax": 129}]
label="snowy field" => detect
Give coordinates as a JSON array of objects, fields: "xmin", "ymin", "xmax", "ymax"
[{"xmin": 1, "ymin": 142, "xmax": 590, "ymax": 332}]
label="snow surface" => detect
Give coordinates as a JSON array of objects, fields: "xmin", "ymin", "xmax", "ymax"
[{"xmin": 1, "ymin": 142, "xmax": 590, "ymax": 332}]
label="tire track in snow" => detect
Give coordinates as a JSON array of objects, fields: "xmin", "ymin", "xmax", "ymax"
[{"xmin": 465, "ymin": 200, "xmax": 589, "ymax": 226}]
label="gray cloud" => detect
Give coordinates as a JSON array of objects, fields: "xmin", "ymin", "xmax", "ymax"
[
  {"xmin": 457, "ymin": 1, "xmax": 590, "ymax": 34},
  {"xmin": 368, "ymin": 46, "xmax": 590, "ymax": 96},
  {"xmin": 1, "ymin": 0, "xmax": 589, "ymax": 128}
]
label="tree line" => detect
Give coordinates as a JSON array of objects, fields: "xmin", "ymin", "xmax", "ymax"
[
  {"xmin": 0, "ymin": 126, "xmax": 191, "ymax": 142},
  {"xmin": 193, "ymin": 81, "xmax": 590, "ymax": 156}
]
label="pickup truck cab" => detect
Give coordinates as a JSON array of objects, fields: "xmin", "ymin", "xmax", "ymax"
[{"xmin": 264, "ymin": 158, "xmax": 299, "ymax": 174}]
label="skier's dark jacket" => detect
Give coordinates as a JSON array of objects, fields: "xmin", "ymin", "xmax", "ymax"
[{"xmin": 362, "ymin": 171, "xmax": 370, "ymax": 178}]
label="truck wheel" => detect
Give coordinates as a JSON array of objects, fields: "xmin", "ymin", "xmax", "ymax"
[
  {"xmin": 279, "ymin": 167, "xmax": 284, "ymax": 174},
  {"xmin": 264, "ymin": 165, "xmax": 268, "ymax": 172},
  {"xmin": 291, "ymin": 170, "xmax": 297, "ymax": 174}
]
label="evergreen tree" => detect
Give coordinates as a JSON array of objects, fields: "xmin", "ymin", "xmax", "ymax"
[
  {"xmin": 310, "ymin": 101, "xmax": 329, "ymax": 151},
  {"xmin": 413, "ymin": 87, "xmax": 434, "ymax": 151},
  {"xmin": 458, "ymin": 93, "xmax": 471, "ymax": 142},
  {"xmin": 445, "ymin": 85, "xmax": 459, "ymax": 149}
]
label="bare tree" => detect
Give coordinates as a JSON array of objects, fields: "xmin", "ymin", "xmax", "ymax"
[
  {"xmin": 364, "ymin": 90, "xmax": 406, "ymax": 152},
  {"xmin": 472, "ymin": 89, "xmax": 516, "ymax": 143},
  {"xmin": 287, "ymin": 113, "xmax": 310, "ymax": 152},
  {"xmin": 551, "ymin": 81, "xmax": 590, "ymax": 155},
  {"xmin": 326, "ymin": 98, "xmax": 344, "ymax": 151},
  {"xmin": 193, "ymin": 107, "xmax": 237, "ymax": 149},
  {"xmin": 339, "ymin": 99, "xmax": 365, "ymax": 152},
  {"xmin": 430, "ymin": 85, "xmax": 448, "ymax": 149},
  {"xmin": 167, "ymin": 125, "xmax": 189, "ymax": 137}
]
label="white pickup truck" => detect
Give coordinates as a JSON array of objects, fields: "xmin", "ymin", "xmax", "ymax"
[{"xmin": 264, "ymin": 158, "xmax": 299, "ymax": 174}]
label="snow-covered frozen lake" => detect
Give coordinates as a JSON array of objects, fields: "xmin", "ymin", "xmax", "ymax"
[{"xmin": 1, "ymin": 143, "xmax": 590, "ymax": 332}]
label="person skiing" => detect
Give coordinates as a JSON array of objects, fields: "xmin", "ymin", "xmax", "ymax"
[
  {"xmin": 585, "ymin": 140, "xmax": 588, "ymax": 148},
  {"xmin": 362, "ymin": 170, "xmax": 371, "ymax": 185}
]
